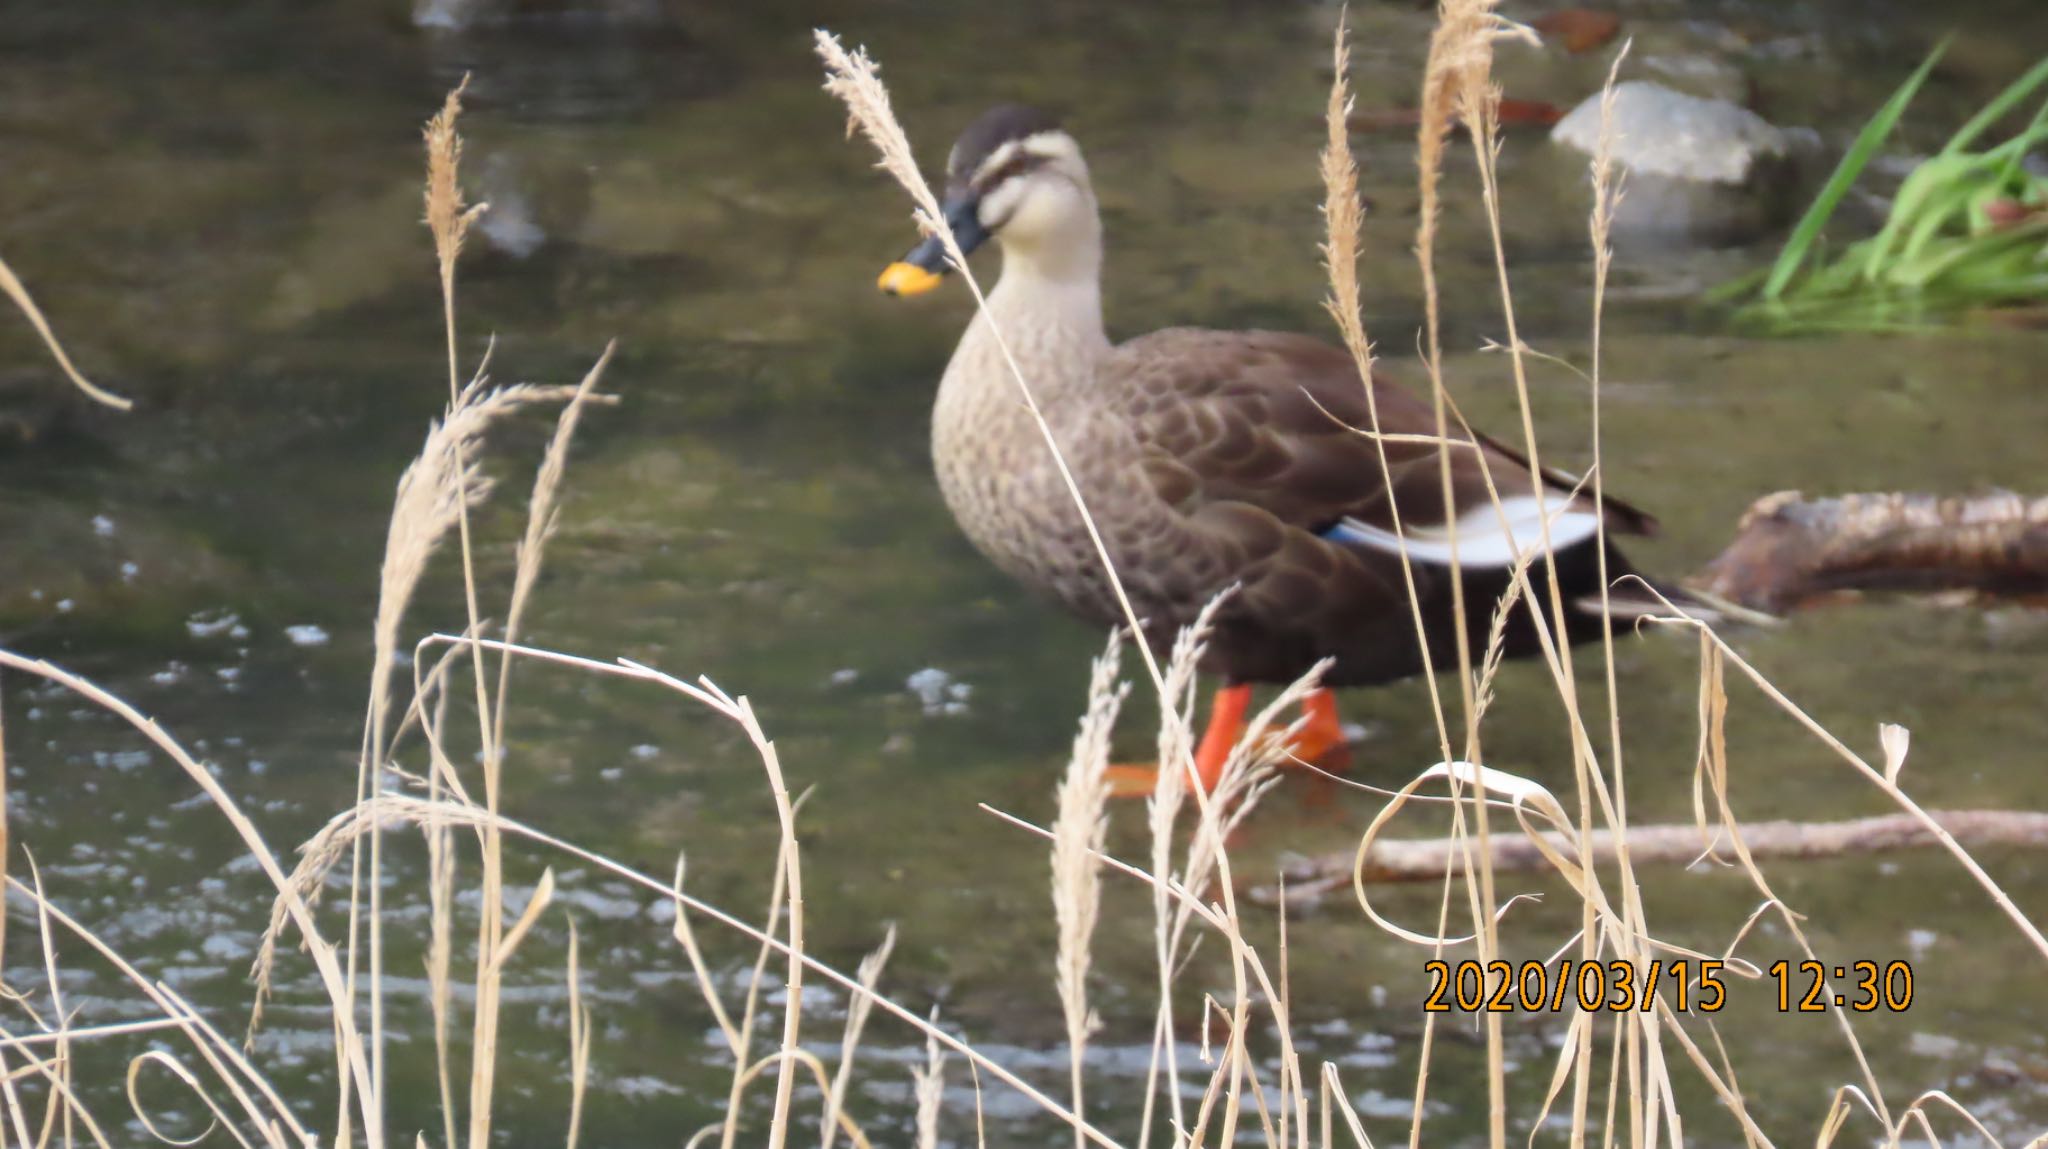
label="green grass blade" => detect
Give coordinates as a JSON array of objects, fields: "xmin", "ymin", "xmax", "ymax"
[
  {"xmin": 1941, "ymin": 53, "xmax": 2048, "ymax": 156},
  {"xmin": 1763, "ymin": 41, "xmax": 1948, "ymax": 300},
  {"xmin": 1991, "ymin": 96, "xmax": 2048, "ymax": 185}
]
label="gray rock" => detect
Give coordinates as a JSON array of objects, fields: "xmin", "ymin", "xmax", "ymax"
[
  {"xmin": 1554, "ymin": 81, "xmax": 1786, "ymax": 184},
  {"xmin": 1551, "ymin": 81, "xmax": 1796, "ymax": 241}
]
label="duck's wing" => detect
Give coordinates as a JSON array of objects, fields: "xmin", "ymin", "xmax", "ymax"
[
  {"xmin": 1109, "ymin": 327, "xmax": 1653, "ymax": 563},
  {"xmin": 1102, "ymin": 327, "xmax": 1667, "ymax": 684}
]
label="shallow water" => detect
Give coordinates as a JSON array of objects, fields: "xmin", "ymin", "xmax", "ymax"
[{"xmin": 3, "ymin": 1, "xmax": 2048, "ymax": 1145}]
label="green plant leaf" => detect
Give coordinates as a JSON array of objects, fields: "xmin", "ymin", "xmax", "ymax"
[
  {"xmin": 1941, "ymin": 53, "xmax": 2048, "ymax": 156},
  {"xmin": 1763, "ymin": 40, "xmax": 1948, "ymax": 300}
]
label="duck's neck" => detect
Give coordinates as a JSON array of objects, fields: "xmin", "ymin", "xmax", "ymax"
[
  {"xmin": 941, "ymin": 224, "xmax": 1111, "ymax": 412},
  {"xmin": 928, "ymin": 219, "xmax": 1114, "ymax": 577}
]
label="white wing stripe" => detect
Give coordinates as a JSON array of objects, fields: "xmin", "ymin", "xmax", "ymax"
[{"xmin": 1322, "ymin": 495, "xmax": 1604, "ymax": 569}]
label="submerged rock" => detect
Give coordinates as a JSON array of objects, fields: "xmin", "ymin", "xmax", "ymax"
[{"xmin": 1551, "ymin": 81, "xmax": 1794, "ymax": 241}]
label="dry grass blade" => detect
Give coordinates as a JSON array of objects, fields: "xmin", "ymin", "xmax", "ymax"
[
  {"xmin": 496, "ymin": 867, "xmax": 557, "ymax": 965},
  {"xmin": 5, "ymin": 871, "xmax": 313, "ymax": 1149},
  {"xmin": 1880, "ymin": 724, "xmax": 1910, "ymax": 786},
  {"xmin": 824, "ymin": 925, "xmax": 896, "ymax": 1149},
  {"xmin": 566, "ymin": 919, "xmax": 591, "ymax": 1149},
  {"xmin": 493, "ymin": 341, "xmax": 619, "ymax": 753},
  {"xmin": 0, "ymin": 249, "xmax": 131, "ymax": 410},
  {"xmin": 912, "ymin": 1012, "xmax": 948, "ymax": 1149}
]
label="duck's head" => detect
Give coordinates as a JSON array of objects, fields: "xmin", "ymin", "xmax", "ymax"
[{"xmin": 878, "ymin": 104, "xmax": 1096, "ymax": 296}]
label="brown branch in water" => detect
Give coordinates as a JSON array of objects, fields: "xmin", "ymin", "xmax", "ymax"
[
  {"xmin": 1693, "ymin": 490, "xmax": 2048, "ymax": 614},
  {"xmin": 1252, "ymin": 809, "xmax": 2048, "ymax": 905}
]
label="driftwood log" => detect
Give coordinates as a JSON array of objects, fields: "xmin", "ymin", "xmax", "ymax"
[
  {"xmin": 1251, "ymin": 810, "xmax": 2048, "ymax": 906},
  {"xmin": 1694, "ymin": 490, "xmax": 2048, "ymax": 613}
]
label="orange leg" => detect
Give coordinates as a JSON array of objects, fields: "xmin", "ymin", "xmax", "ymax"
[
  {"xmin": 1192, "ymin": 683, "xmax": 1253, "ymax": 792},
  {"xmin": 1107, "ymin": 685, "xmax": 1353, "ymax": 798},
  {"xmin": 1107, "ymin": 684, "xmax": 1252, "ymax": 798}
]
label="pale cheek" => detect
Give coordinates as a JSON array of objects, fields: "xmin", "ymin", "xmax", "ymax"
[
  {"xmin": 978, "ymin": 184, "xmax": 1025, "ymax": 233},
  {"xmin": 996, "ymin": 184, "xmax": 1077, "ymax": 244}
]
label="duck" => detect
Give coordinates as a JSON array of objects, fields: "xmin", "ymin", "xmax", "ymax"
[{"xmin": 877, "ymin": 104, "xmax": 1696, "ymax": 792}]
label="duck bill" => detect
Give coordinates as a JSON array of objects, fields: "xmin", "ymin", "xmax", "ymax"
[{"xmin": 877, "ymin": 193, "xmax": 989, "ymax": 297}]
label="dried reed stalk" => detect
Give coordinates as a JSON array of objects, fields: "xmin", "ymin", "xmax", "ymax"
[
  {"xmin": 1408, "ymin": 4, "xmax": 1512, "ymax": 1144},
  {"xmin": 712, "ymin": 837, "xmax": 791, "ymax": 1149},
  {"xmin": 1567, "ymin": 41, "xmax": 1635, "ymax": 1149},
  {"xmin": 0, "ymin": 249, "xmax": 130, "ymax": 410},
  {"xmin": 566, "ymin": 921, "xmax": 591, "ymax": 1149},
  {"xmin": 4, "ymin": 868, "xmax": 309, "ymax": 1149}
]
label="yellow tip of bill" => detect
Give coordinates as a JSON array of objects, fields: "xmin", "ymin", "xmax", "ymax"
[{"xmin": 877, "ymin": 261, "xmax": 945, "ymax": 296}]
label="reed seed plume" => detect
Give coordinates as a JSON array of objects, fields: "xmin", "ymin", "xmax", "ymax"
[
  {"xmin": 424, "ymin": 75, "xmax": 488, "ymax": 288},
  {"xmin": 372, "ymin": 381, "xmax": 588, "ymax": 729},
  {"xmin": 1587, "ymin": 45, "xmax": 1632, "ymax": 257},
  {"xmin": 1318, "ymin": 15, "xmax": 1456, "ymax": 770},
  {"xmin": 813, "ymin": 32, "xmax": 948, "ymax": 252},
  {"xmin": 1135, "ymin": 592, "xmax": 1228, "ymax": 1147},
  {"xmin": 1052, "ymin": 635, "xmax": 1123, "ymax": 1149},
  {"xmin": 1318, "ymin": 13, "xmax": 1373, "ymax": 372},
  {"xmin": 1470, "ymin": 555, "xmax": 1535, "ymax": 726}
]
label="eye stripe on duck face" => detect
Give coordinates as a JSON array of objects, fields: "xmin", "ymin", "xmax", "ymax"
[
  {"xmin": 966, "ymin": 131, "xmax": 1079, "ymax": 192},
  {"xmin": 973, "ymin": 149, "xmax": 1048, "ymax": 196}
]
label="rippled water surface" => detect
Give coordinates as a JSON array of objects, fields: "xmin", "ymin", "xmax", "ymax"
[{"xmin": 4, "ymin": 1, "xmax": 2048, "ymax": 1145}]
